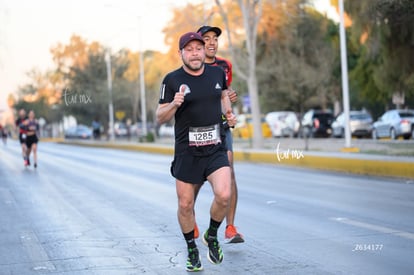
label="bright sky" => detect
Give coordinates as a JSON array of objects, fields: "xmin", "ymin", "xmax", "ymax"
[{"xmin": 0, "ymin": 0, "xmax": 336, "ymax": 111}]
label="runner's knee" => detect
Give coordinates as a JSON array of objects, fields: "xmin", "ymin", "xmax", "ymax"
[
  {"xmin": 178, "ymin": 197, "xmax": 194, "ymax": 214},
  {"xmin": 215, "ymin": 188, "xmax": 231, "ymax": 208}
]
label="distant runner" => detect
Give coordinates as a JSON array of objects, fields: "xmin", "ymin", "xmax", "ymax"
[
  {"xmin": 0, "ymin": 123, "xmax": 7, "ymax": 145},
  {"xmin": 15, "ymin": 109, "xmax": 29, "ymax": 166},
  {"xmin": 25, "ymin": 110, "xmax": 40, "ymax": 168}
]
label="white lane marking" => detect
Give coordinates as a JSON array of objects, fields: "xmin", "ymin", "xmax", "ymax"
[
  {"xmin": 20, "ymin": 231, "xmax": 56, "ymax": 271},
  {"xmin": 332, "ymin": 217, "xmax": 414, "ymax": 241}
]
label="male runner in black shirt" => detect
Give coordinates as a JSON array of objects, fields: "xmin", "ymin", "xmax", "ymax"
[{"xmin": 156, "ymin": 31, "xmax": 236, "ymax": 272}]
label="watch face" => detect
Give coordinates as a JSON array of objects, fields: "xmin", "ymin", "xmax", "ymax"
[{"xmin": 179, "ymin": 84, "xmax": 191, "ymax": 96}]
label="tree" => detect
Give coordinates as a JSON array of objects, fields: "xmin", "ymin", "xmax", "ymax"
[
  {"xmin": 257, "ymin": 1, "xmax": 337, "ymax": 116},
  {"xmin": 50, "ymin": 35, "xmax": 140, "ymax": 128},
  {"xmin": 216, "ymin": 0, "xmax": 264, "ymax": 148},
  {"xmin": 345, "ymin": 0, "xmax": 414, "ymax": 113},
  {"xmin": 14, "ymin": 68, "xmax": 63, "ymax": 123}
]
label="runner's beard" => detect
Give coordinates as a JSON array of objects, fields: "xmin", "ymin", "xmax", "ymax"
[{"xmin": 183, "ymin": 59, "xmax": 204, "ymax": 72}]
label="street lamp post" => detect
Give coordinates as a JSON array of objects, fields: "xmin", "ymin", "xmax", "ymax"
[
  {"xmin": 139, "ymin": 50, "xmax": 147, "ymax": 137},
  {"xmin": 138, "ymin": 16, "xmax": 147, "ymax": 138},
  {"xmin": 102, "ymin": 5, "xmax": 147, "ymax": 139},
  {"xmin": 339, "ymin": 0, "xmax": 352, "ymax": 149},
  {"xmin": 105, "ymin": 49, "xmax": 115, "ymax": 141}
]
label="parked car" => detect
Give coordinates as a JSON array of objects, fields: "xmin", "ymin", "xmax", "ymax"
[
  {"xmin": 372, "ymin": 109, "xmax": 414, "ymax": 140},
  {"xmin": 107, "ymin": 122, "xmax": 128, "ymax": 137},
  {"xmin": 300, "ymin": 109, "xmax": 334, "ymax": 138},
  {"xmin": 265, "ymin": 111, "xmax": 300, "ymax": 137},
  {"xmin": 158, "ymin": 124, "xmax": 174, "ymax": 137},
  {"xmin": 64, "ymin": 125, "xmax": 92, "ymax": 139},
  {"xmin": 232, "ymin": 114, "xmax": 272, "ymax": 139},
  {"xmin": 332, "ymin": 111, "xmax": 373, "ymax": 138}
]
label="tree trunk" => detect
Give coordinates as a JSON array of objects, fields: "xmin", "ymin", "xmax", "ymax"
[{"xmin": 216, "ymin": 0, "xmax": 264, "ymax": 148}]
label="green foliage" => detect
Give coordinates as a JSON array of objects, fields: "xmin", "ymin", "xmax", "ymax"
[
  {"xmin": 256, "ymin": 5, "xmax": 337, "ymax": 114},
  {"xmin": 346, "ymin": 0, "xmax": 414, "ymax": 111},
  {"xmin": 13, "ymin": 0, "xmax": 414, "ymax": 128}
]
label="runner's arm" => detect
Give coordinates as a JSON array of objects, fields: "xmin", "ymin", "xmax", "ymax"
[
  {"xmin": 156, "ymin": 87, "xmax": 185, "ymax": 125},
  {"xmin": 226, "ymin": 87, "xmax": 238, "ymax": 103},
  {"xmin": 221, "ymin": 90, "xmax": 236, "ymax": 127},
  {"xmin": 156, "ymin": 102, "xmax": 178, "ymax": 125}
]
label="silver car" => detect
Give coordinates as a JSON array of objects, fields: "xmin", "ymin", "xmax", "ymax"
[
  {"xmin": 332, "ymin": 111, "xmax": 373, "ymax": 138},
  {"xmin": 265, "ymin": 111, "xmax": 300, "ymax": 137},
  {"xmin": 372, "ymin": 109, "xmax": 414, "ymax": 140}
]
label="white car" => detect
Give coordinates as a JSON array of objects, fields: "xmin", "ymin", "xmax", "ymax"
[
  {"xmin": 108, "ymin": 122, "xmax": 128, "ymax": 137},
  {"xmin": 265, "ymin": 111, "xmax": 300, "ymax": 137},
  {"xmin": 158, "ymin": 124, "xmax": 174, "ymax": 137}
]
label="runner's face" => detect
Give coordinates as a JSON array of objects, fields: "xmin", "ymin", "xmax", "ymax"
[
  {"xmin": 181, "ymin": 40, "xmax": 205, "ymax": 72},
  {"xmin": 202, "ymin": 31, "xmax": 219, "ymax": 60}
]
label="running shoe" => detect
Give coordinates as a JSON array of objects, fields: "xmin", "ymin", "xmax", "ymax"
[
  {"xmin": 186, "ymin": 247, "xmax": 203, "ymax": 272},
  {"xmin": 24, "ymin": 159, "xmax": 29, "ymax": 166},
  {"xmin": 225, "ymin": 225, "xmax": 245, "ymax": 244},
  {"xmin": 194, "ymin": 222, "xmax": 199, "ymax": 239},
  {"xmin": 34, "ymin": 163, "xmax": 37, "ymax": 169},
  {"xmin": 27, "ymin": 158, "xmax": 30, "ymax": 166},
  {"xmin": 202, "ymin": 231, "xmax": 223, "ymax": 264}
]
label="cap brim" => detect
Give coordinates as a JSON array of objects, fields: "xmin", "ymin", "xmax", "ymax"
[{"xmin": 199, "ymin": 26, "xmax": 222, "ymax": 37}]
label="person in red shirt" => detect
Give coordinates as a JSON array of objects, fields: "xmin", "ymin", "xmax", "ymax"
[{"xmin": 194, "ymin": 25, "xmax": 244, "ymax": 244}]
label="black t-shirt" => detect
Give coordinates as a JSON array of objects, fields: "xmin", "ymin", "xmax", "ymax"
[{"xmin": 159, "ymin": 65, "xmax": 228, "ymax": 156}]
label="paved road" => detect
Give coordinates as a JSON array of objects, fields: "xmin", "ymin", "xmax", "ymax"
[{"xmin": 1, "ymin": 141, "xmax": 414, "ymax": 274}]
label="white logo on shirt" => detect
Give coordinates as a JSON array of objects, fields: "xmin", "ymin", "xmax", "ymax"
[
  {"xmin": 179, "ymin": 84, "xmax": 191, "ymax": 96},
  {"xmin": 215, "ymin": 83, "xmax": 222, "ymax": 89}
]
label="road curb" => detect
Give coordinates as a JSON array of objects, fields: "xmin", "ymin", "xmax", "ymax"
[
  {"xmin": 58, "ymin": 140, "xmax": 414, "ymax": 179},
  {"xmin": 233, "ymin": 150, "xmax": 414, "ymax": 179}
]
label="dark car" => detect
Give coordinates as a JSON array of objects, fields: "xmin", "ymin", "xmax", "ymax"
[
  {"xmin": 372, "ymin": 109, "xmax": 414, "ymax": 140},
  {"xmin": 300, "ymin": 109, "xmax": 334, "ymax": 138},
  {"xmin": 64, "ymin": 125, "xmax": 93, "ymax": 139},
  {"xmin": 332, "ymin": 111, "xmax": 373, "ymax": 138}
]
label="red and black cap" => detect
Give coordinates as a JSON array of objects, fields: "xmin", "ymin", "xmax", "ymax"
[{"xmin": 179, "ymin": 32, "xmax": 205, "ymax": 50}]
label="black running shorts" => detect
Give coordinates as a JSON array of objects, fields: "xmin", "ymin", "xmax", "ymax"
[
  {"xmin": 19, "ymin": 133, "xmax": 26, "ymax": 144},
  {"xmin": 26, "ymin": 135, "xmax": 38, "ymax": 149},
  {"xmin": 171, "ymin": 149, "xmax": 229, "ymax": 184}
]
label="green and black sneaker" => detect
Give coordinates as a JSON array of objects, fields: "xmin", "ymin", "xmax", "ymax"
[
  {"xmin": 186, "ymin": 247, "xmax": 203, "ymax": 272},
  {"xmin": 202, "ymin": 231, "xmax": 224, "ymax": 264}
]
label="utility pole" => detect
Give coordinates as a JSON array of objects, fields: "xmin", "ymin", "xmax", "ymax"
[
  {"xmin": 138, "ymin": 16, "xmax": 147, "ymax": 137},
  {"xmin": 339, "ymin": 0, "xmax": 352, "ymax": 149},
  {"xmin": 105, "ymin": 49, "xmax": 115, "ymax": 141}
]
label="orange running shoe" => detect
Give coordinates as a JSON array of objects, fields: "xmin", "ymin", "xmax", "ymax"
[
  {"xmin": 194, "ymin": 222, "xmax": 199, "ymax": 239},
  {"xmin": 225, "ymin": 225, "xmax": 244, "ymax": 243}
]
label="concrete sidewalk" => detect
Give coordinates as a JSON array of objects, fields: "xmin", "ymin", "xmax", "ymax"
[{"xmin": 55, "ymin": 137, "xmax": 414, "ymax": 180}]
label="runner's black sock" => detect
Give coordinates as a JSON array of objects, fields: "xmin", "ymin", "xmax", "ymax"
[
  {"xmin": 207, "ymin": 218, "xmax": 222, "ymax": 238},
  {"xmin": 183, "ymin": 230, "xmax": 196, "ymax": 249}
]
